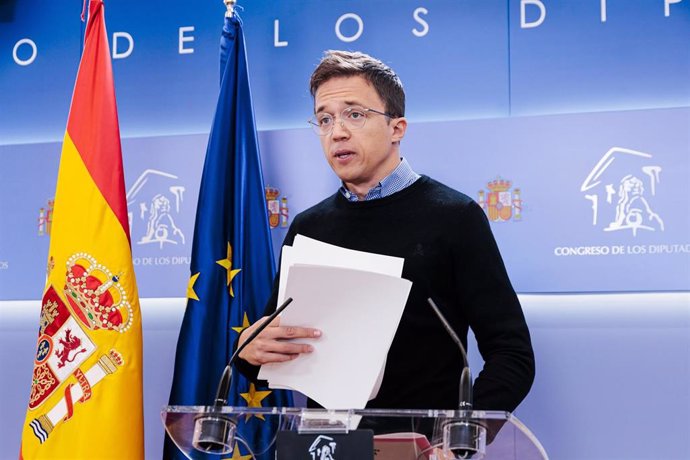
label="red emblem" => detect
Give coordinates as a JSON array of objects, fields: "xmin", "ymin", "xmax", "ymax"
[
  {"xmin": 55, "ymin": 329, "xmax": 87, "ymax": 369},
  {"xmin": 28, "ymin": 286, "xmax": 95, "ymax": 410},
  {"xmin": 63, "ymin": 254, "xmax": 133, "ymax": 333}
]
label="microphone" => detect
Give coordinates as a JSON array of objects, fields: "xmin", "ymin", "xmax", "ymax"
[
  {"xmin": 192, "ymin": 296, "xmax": 294, "ymax": 455},
  {"xmin": 427, "ymin": 298, "xmax": 472, "ymax": 410},
  {"xmin": 427, "ymin": 298, "xmax": 485, "ymax": 459}
]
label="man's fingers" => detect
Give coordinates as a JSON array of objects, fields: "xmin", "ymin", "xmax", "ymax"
[
  {"xmin": 255, "ymin": 352, "xmax": 298, "ymax": 365},
  {"xmin": 259, "ymin": 325, "xmax": 321, "ymax": 340},
  {"xmin": 246, "ymin": 316, "xmax": 320, "ymax": 340},
  {"xmin": 238, "ymin": 316, "xmax": 321, "ymax": 366},
  {"xmin": 256, "ymin": 340, "xmax": 313, "ymax": 356},
  {"xmin": 251, "ymin": 338, "xmax": 313, "ymax": 365}
]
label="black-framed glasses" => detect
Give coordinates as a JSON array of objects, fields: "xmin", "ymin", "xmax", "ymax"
[{"xmin": 308, "ymin": 106, "xmax": 392, "ymax": 136}]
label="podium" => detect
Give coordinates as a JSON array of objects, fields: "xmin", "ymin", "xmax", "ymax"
[{"xmin": 163, "ymin": 406, "xmax": 548, "ymax": 459}]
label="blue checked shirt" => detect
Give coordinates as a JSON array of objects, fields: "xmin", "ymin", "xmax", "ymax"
[{"xmin": 340, "ymin": 157, "xmax": 420, "ymax": 202}]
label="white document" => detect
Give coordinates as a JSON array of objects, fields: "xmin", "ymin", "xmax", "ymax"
[
  {"xmin": 277, "ymin": 234, "xmax": 405, "ymax": 305},
  {"xmin": 274, "ymin": 235, "xmax": 406, "ymax": 400},
  {"xmin": 258, "ymin": 263, "xmax": 412, "ymax": 409}
]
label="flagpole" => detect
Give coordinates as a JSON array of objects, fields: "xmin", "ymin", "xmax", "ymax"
[{"xmin": 224, "ymin": 0, "xmax": 236, "ymax": 17}]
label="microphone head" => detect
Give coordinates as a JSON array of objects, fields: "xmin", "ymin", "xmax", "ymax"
[
  {"xmin": 442, "ymin": 420, "xmax": 487, "ymax": 459},
  {"xmin": 192, "ymin": 414, "xmax": 237, "ymax": 454}
]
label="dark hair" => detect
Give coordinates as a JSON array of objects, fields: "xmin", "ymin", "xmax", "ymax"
[{"xmin": 309, "ymin": 50, "xmax": 405, "ymax": 118}]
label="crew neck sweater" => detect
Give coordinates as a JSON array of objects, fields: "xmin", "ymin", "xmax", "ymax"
[{"xmin": 240, "ymin": 175, "xmax": 534, "ymax": 412}]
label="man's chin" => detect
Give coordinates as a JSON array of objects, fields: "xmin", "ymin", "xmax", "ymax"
[{"xmin": 330, "ymin": 166, "xmax": 357, "ymax": 182}]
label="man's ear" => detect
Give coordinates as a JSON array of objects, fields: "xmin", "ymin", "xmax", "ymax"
[{"xmin": 391, "ymin": 117, "xmax": 407, "ymax": 143}]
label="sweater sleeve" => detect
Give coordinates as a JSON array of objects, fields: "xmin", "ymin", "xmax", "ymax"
[{"xmin": 454, "ymin": 201, "xmax": 535, "ymax": 412}]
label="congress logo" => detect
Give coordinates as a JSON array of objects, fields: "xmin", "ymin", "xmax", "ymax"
[
  {"xmin": 126, "ymin": 169, "xmax": 187, "ymax": 248},
  {"xmin": 581, "ymin": 147, "xmax": 664, "ymax": 236},
  {"xmin": 308, "ymin": 435, "xmax": 337, "ymax": 460},
  {"xmin": 478, "ymin": 178, "xmax": 523, "ymax": 222}
]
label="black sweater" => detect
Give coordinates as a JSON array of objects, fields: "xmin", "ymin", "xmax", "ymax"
[{"xmin": 238, "ymin": 176, "xmax": 534, "ymax": 412}]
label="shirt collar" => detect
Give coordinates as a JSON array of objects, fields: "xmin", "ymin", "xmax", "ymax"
[{"xmin": 340, "ymin": 157, "xmax": 420, "ymax": 202}]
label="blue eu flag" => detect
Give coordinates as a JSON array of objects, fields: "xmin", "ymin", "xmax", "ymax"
[{"xmin": 164, "ymin": 12, "xmax": 292, "ymax": 460}]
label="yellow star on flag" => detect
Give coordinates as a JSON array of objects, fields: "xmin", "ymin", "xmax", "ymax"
[
  {"xmin": 239, "ymin": 383, "xmax": 272, "ymax": 421},
  {"xmin": 232, "ymin": 312, "xmax": 250, "ymax": 334},
  {"xmin": 223, "ymin": 442, "xmax": 252, "ymax": 460},
  {"xmin": 187, "ymin": 272, "xmax": 200, "ymax": 301},
  {"xmin": 216, "ymin": 242, "xmax": 242, "ymax": 297}
]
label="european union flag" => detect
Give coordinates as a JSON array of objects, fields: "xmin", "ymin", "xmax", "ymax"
[{"xmin": 164, "ymin": 12, "xmax": 292, "ymax": 460}]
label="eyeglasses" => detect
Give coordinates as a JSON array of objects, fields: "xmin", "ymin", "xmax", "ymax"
[{"xmin": 308, "ymin": 106, "xmax": 392, "ymax": 136}]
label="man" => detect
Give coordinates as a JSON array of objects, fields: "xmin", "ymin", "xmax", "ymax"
[{"xmin": 236, "ymin": 50, "xmax": 534, "ymax": 412}]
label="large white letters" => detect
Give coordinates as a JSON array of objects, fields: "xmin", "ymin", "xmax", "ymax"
[
  {"xmin": 274, "ymin": 19, "xmax": 288, "ymax": 47},
  {"xmin": 665, "ymin": 0, "xmax": 683, "ymax": 17},
  {"xmin": 600, "ymin": 0, "xmax": 607, "ymax": 22},
  {"xmin": 521, "ymin": 0, "xmax": 546, "ymax": 29},
  {"xmin": 412, "ymin": 7, "xmax": 429, "ymax": 37},
  {"xmin": 112, "ymin": 32, "xmax": 134, "ymax": 59},
  {"xmin": 13, "ymin": 38, "xmax": 37, "ymax": 66},
  {"xmin": 335, "ymin": 13, "xmax": 363, "ymax": 42},
  {"xmin": 178, "ymin": 26, "xmax": 194, "ymax": 54}
]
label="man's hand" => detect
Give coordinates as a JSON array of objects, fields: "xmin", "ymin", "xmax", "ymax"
[{"xmin": 238, "ymin": 316, "xmax": 321, "ymax": 366}]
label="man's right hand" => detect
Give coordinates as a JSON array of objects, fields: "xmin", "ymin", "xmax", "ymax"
[{"xmin": 238, "ymin": 316, "xmax": 321, "ymax": 366}]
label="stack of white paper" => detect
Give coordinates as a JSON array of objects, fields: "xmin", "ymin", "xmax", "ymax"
[{"xmin": 258, "ymin": 235, "xmax": 412, "ymax": 409}]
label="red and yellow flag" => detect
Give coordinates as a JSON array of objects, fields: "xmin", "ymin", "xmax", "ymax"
[{"xmin": 20, "ymin": 1, "xmax": 144, "ymax": 458}]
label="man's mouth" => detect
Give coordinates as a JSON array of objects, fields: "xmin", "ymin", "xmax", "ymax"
[{"xmin": 334, "ymin": 150, "xmax": 355, "ymax": 159}]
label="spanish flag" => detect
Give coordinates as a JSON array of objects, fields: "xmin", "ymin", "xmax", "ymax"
[{"xmin": 20, "ymin": 1, "xmax": 144, "ymax": 458}]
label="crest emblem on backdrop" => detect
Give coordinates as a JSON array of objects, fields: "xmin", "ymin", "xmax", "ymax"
[
  {"xmin": 38, "ymin": 198, "xmax": 55, "ymax": 236},
  {"xmin": 265, "ymin": 186, "xmax": 289, "ymax": 229},
  {"xmin": 478, "ymin": 178, "xmax": 523, "ymax": 222}
]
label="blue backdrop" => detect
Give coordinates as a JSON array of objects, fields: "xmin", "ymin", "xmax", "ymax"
[
  {"xmin": 1, "ymin": 0, "xmax": 688, "ymax": 298},
  {"xmin": 1, "ymin": 2, "xmax": 690, "ymax": 460}
]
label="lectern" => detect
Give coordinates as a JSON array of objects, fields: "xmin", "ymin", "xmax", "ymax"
[{"xmin": 163, "ymin": 406, "xmax": 548, "ymax": 459}]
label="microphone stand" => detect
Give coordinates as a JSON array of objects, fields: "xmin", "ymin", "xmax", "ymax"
[
  {"xmin": 427, "ymin": 298, "xmax": 486, "ymax": 459},
  {"xmin": 192, "ymin": 297, "xmax": 294, "ymax": 455}
]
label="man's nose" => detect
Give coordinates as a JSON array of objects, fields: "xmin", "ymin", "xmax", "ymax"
[{"xmin": 330, "ymin": 118, "xmax": 350, "ymax": 139}]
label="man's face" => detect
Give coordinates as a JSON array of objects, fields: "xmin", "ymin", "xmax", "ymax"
[{"xmin": 314, "ymin": 76, "xmax": 406, "ymax": 193}]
